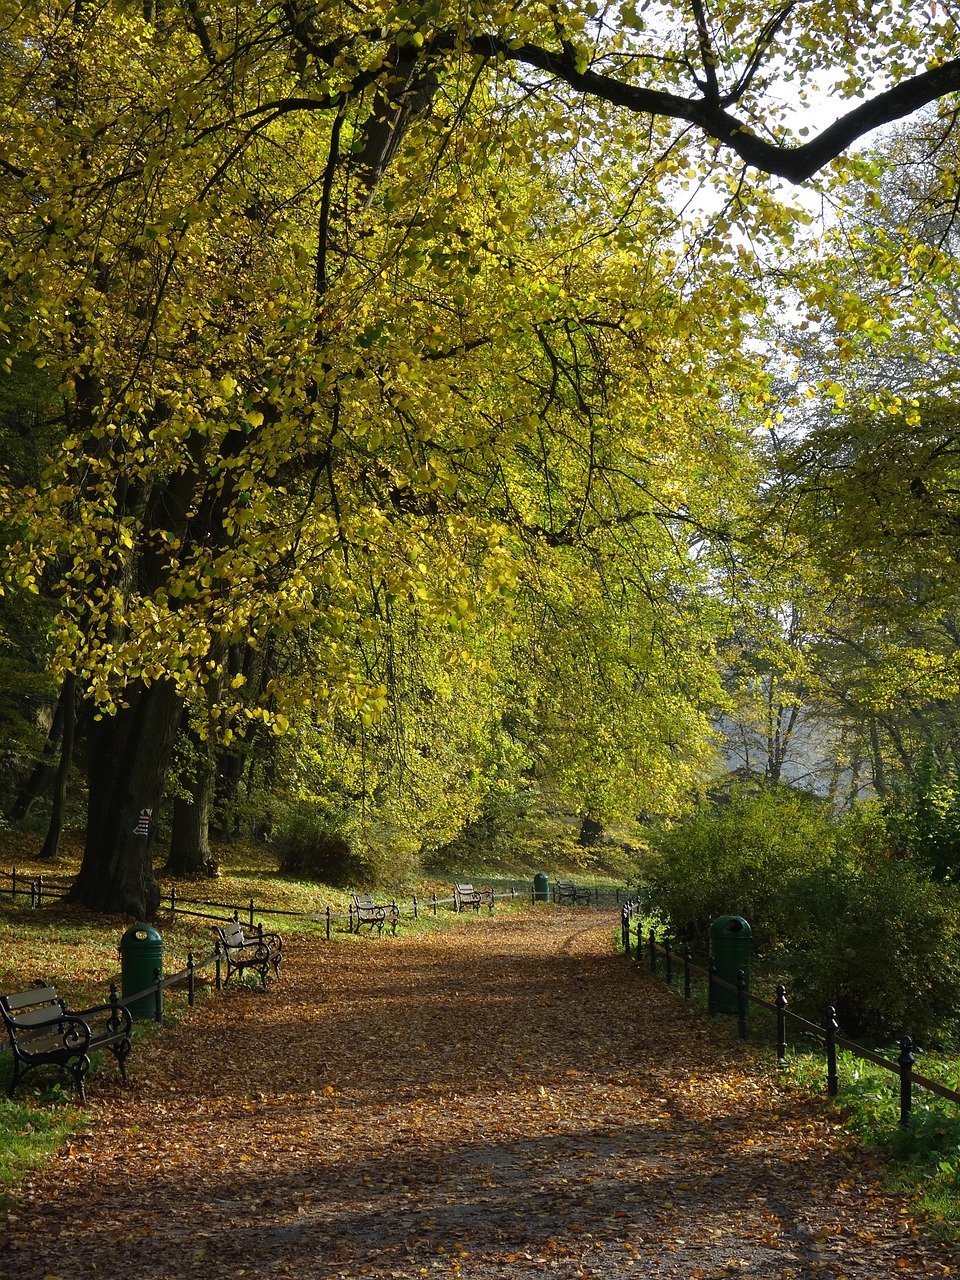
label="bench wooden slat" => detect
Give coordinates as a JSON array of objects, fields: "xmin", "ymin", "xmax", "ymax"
[
  {"xmin": 555, "ymin": 881, "xmax": 591, "ymax": 905},
  {"xmin": 215, "ymin": 920, "xmax": 283, "ymax": 989},
  {"xmin": 351, "ymin": 895, "xmax": 399, "ymax": 936},
  {"xmin": 454, "ymin": 883, "xmax": 488, "ymax": 913},
  {"xmin": 0, "ymin": 984, "xmax": 133, "ymax": 1102}
]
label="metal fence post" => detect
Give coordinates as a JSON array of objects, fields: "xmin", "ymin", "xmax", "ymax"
[
  {"xmin": 899, "ymin": 1036, "xmax": 915, "ymax": 1127},
  {"xmin": 776, "ymin": 984, "xmax": 788, "ymax": 1064},
  {"xmin": 215, "ymin": 940, "xmax": 222, "ymax": 991},
  {"xmin": 648, "ymin": 928, "xmax": 656, "ymax": 974},
  {"xmin": 154, "ymin": 967, "xmax": 163, "ymax": 1023},
  {"xmin": 187, "ymin": 952, "xmax": 195, "ymax": 1007},
  {"xmin": 736, "ymin": 969, "xmax": 748, "ymax": 1039},
  {"xmin": 326, "ymin": 906, "xmax": 331, "ymax": 940},
  {"xmin": 413, "ymin": 894, "xmax": 419, "ymax": 920},
  {"xmin": 664, "ymin": 938, "xmax": 674, "ymax": 986},
  {"xmin": 109, "ymin": 981, "xmax": 121, "ymax": 1030},
  {"xmin": 825, "ymin": 1005, "xmax": 839, "ymax": 1097},
  {"xmin": 249, "ymin": 898, "xmax": 255, "ymax": 930}
]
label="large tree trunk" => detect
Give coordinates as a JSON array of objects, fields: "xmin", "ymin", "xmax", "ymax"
[
  {"xmin": 578, "ymin": 815, "xmax": 604, "ymax": 846},
  {"xmin": 210, "ymin": 746, "xmax": 244, "ymax": 842},
  {"xmin": 68, "ymin": 678, "xmax": 182, "ymax": 918},
  {"xmin": 39, "ymin": 673, "xmax": 76, "ymax": 861},
  {"xmin": 166, "ymin": 735, "xmax": 216, "ymax": 877},
  {"xmin": 7, "ymin": 683, "xmax": 69, "ymax": 822}
]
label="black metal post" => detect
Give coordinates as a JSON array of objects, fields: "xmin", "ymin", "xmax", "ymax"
[
  {"xmin": 109, "ymin": 981, "xmax": 121, "ymax": 1030},
  {"xmin": 664, "ymin": 938, "xmax": 674, "ymax": 986},
  {"xmin": 776, "ymin": 984, "xmax": 787, "ymax": 1065},
  {"xmin": 621, "ymin": 906, "xmax": 630, "ymax": 956},
  {"xmin": 648, "ymin": 928, "xmax": 656, "ymax": 974},
  {"xmin": 36, "ymin": 876, "xmax": 43, "ymax": 907},
  {"xmin": 683, "ymin": 948, "xmax": 692, "ymax": 1000},
  {"xmin": 899, "ymin": 1036, "xmax": 915, "ymax": 1127},
  {"xmin": 736, "ymin": 969, "xmax": 748, "ymax": 1039},
  {"xmin": 825, "ymin": 1005, "xmax": 839, "ymax": 1097},
  {"xmin": 349, "ymin": 902, "xmax": 355, "ymax": 934},
  {"xmin": 413, "ymin": 894, "xmax": 419, "ymax": 920},
  {"xmin": 154, "ymin": 967, "xmax": 163, "ymax": 1023},
  {"xmin": 432, "ymin": 893, "xmax": 438, "ymax": 915},
  {"xmin": 187, "ymin": 952, "xmax": 195, "ymax": 1007},
  {"xmin": 248, "ymin": 898, "xmax": 255, "ymax": 929},
  {"xmin": 215, "ymin": 940, "xmax": 222, "ymax": 990},
  {"xmin": 326, "ymin": 905, "xmax": 331, "ymax": 939}
]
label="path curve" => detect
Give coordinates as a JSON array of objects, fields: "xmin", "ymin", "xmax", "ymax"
[{"xmin": 2, "ymin": 912, "xmax": 955, "ymax": 1279}]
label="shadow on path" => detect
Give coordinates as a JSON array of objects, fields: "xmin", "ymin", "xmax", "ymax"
[{"xmin": 2, "ymin": 911, "xmax": 953, "ymax": 1279}]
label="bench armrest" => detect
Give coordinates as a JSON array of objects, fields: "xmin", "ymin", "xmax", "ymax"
[
  {"xmin": 8, "ymin": 1011, "xmax": 92, "ymax": 1057},
  {"xmin": 71, "ymin": 1000, "xmax": 133, "ymax": 1039}
]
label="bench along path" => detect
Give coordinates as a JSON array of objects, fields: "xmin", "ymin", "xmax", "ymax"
[{"xmin": 2, "ymin": 913, "xmax": 955, "ymax": 1279}]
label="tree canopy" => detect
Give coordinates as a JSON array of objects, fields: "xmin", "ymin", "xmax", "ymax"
[{"xmin": 1, "ymin": 1, "xmax": 959, "ymax": 912}]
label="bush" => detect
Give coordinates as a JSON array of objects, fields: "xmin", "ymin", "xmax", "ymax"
[
  {"xmin": 637, "ymin": 783, "xmax": 838, "ymax": 953},
  {"xmin": 779, "ymin": 847, "xmax": 960, "ymax": 1043},
  {"xmin": 275, "ymin": 803, "xmax": 422, "ymax": 890},
  {"xmin": 275, "ymin": 806, "xmax": 367, "ymax": 886}
]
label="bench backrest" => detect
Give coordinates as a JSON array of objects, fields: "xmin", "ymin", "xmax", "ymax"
[
  {"xmin": 355, "ymin": 896, "xmax": 386, "ymax": 916},
  {"xmin": 217, "ymin": 921, "xmax": 246, "ymax": 950},
  {"xmin": 1, "ymin": 986, "xmax": 64, "ymax": 1027},
  {"xmin": 455, "ymin": 883, "xmax": 475, "ymax": 895}
]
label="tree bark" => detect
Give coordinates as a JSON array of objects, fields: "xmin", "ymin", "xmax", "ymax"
[
  {"xmin": 578, "ymin": 815, "xmax": 604, "ymax": 846},
  {"xmin": 7, "ymin": 684, "xmax": 68, "ymax": 823},
  {"xmin": 166, "ymin": 737, "xmax": 217, "ymax": 877},
  {"xmin": 39, "ymin": 672, "xmax": 76, "ymax": 861},
  {"xmin": 68, "ymin": 678, "xmax": 182, "ymax": 918}
]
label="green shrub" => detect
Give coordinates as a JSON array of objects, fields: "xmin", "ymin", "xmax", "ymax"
[
  {"xmin": 637, "ymin": 783, "xmax": 838, "ymax": 953},
  {"xmin": 778, "ymin": 847, "xmax": 960, "ymax": 1042},
  {"xmin": 275, "ymin": 805, "xmax": 368, "ymax": 887}
]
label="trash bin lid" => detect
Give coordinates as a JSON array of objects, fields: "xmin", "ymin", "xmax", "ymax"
[
  {"xmin": 120, "ymin": 922, "xmax": 162, "ymax": 945},
  {"xmin": 710, "ymin": 914, "xmax": 751, "ymax": 938}
]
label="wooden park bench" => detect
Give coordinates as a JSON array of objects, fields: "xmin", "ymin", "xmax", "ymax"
[
  {"xmin": 453, "ymin": 882, "xmax": 488, "ymax": 913},
  {"xmin": 0, "ymin": 983, "xmax": 133, "ymax": 1102},
  {"xmin": 351, "ymin": 894, "xmax": 399, "ymax": 936},
  {"xmin": 215, "ymin": 918, "xmax": 283, "ymax": 989},
  {"xmin": 555, "ymin": 880, "xmax": 592, "ymax": 905}
]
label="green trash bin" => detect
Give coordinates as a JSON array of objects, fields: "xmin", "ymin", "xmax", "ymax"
[
  {"xmin": 119, "ymin": 923, "xmax": 163, "ymax": 1020},
  {"xmin": 533, "ymin": 871, "xmax": 550, "ymax": 903},
  {"xmin": 709, "ymin": 915, "xmax": 751, "ymax": 1015}
]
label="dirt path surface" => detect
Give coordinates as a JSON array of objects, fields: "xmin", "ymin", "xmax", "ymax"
[{"xmin": 2, "ymin": 912, "xmax": 956, "ymax": 1279}]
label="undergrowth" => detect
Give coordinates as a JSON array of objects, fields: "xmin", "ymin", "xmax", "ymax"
[{"xmin": 783, "ymin": 1048, "xmax": 960, "ymax": 1240}]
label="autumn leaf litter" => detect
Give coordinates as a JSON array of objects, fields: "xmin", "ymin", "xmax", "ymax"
[{"xmin": 1, "ymin": 912, "xmax": 955, "ymax": 1279}]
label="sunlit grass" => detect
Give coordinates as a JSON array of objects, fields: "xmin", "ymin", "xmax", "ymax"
[{"xmin": 782, "ymin": 1046, "xmax": 960, "ymax": 1241}]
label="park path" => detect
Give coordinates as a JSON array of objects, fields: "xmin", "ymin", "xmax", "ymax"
[{"xmin": 1, "ymin": 911, "xmax": 956, "ymax": 1280}]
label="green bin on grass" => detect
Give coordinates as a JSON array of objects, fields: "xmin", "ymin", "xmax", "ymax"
[
  {"xmin": 533, "ymin": 871, "xmax": 550, "ymax": 903},
  {"xmin": 709, "ymin": 915, "xmax": 751, "ymax": 1015},
  {"xmin": 119, "ymin": 922, "xmax": 163, "ymax": 1020}
]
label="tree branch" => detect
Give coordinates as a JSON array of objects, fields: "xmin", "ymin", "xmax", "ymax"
[{"xmin": 470, "ymin": 35, "xmax": 960, "ymax": 183}]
